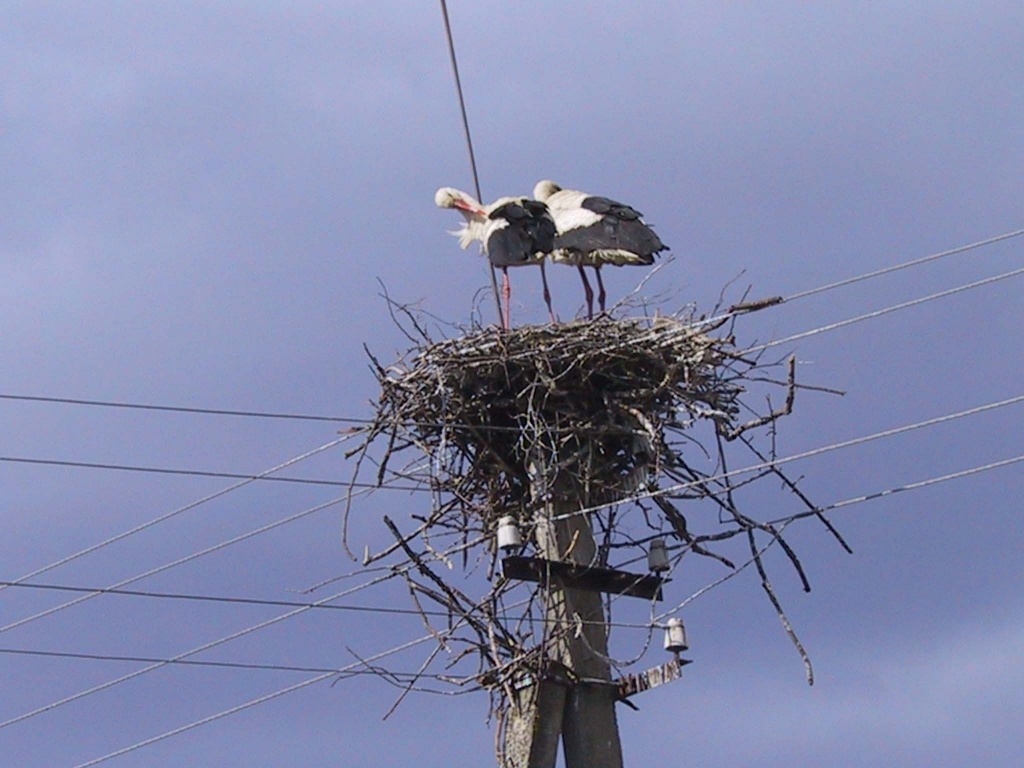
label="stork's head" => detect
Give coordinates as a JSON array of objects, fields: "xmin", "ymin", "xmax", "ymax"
[
  {"xmin": 435, "ymin": 187, "xmax": 487, "ymax": 250},
  {"xmin": 533, "ymin": 180, "xmax": 562, "ymax": 202},
  {"xmin": 434, "ymin": 187, "xmax": 485, "ymax": 216}
]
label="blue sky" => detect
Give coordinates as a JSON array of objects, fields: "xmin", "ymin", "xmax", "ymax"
[{"xmin": 0, "ymin": 2, "xmax": 1021, "ymax": 766}]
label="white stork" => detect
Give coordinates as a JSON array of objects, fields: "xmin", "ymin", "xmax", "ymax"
[
  {"xmin": 435, "ymin": 187, "xmax": 557, "ymax": 329},
  {"xmin": 533, "ymin": 180, "xmax": 668, "ymax": 318}
]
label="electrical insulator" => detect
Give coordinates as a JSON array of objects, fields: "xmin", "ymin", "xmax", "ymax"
[
  {"xmin": 496, "ymin": 516, "xmax": 522, "ymax": 553},
  {"xmin": 664, "ymin": 618, "xmax": 688, "ymax": 654},
  {"xmin": 647, "ymin": 538, "xmax": 670, "ymax": 573}
]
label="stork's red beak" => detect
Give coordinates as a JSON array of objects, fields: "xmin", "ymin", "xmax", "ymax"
[{"xmin": 454, "ymin": 200, "xmax": 485, "ymax": 216}]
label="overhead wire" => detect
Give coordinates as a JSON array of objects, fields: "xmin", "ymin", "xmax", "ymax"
[
  {"xmin": 0, "ymin": 434, "xmax": 359, "ymax": 599},
  {"xmin": 694, "ymin": 228, "xmax": 1024, "ymax": 330},
  {"xmin": 766, "ymin": 453, "xmax": 1024, "ymax": 527},
  {"xmin": 777, "ymin": 229, "xmax": 1023, "ymax": 303},
  {"xmin": 0, "ymin": 511, "xmax": 548, "ymax": 734},
  {"xmin": 12, "ymin": 553, "xmax": 536, "ymax": 742},
  {"xmin": 0, "ymin": 579, "xmax": 491, "ymax": 620},
  {"xmin": 0, "ymin": 393, "xmax": 361, "ymax": 422},
  {"xmin": 0, "ymin": 539, "xmax": 406, "ymax": 730},
  {"xmin": 2, "ymin": 396, "xmax": 1019, "ymax": 634},
  {"xmin": 613, "ymin": 452, "xmax": 1024, "ymax": 570},
  {"xmin": 438, "ymin": 0, "xmax": 503, "ymax": 325},
  {"xmin": 649, "ymin": 453, "xmax": 1024, "ymax": 625},
  {"xmin": 545, "ymin": 393, "xmax": 1024, "ymax": 524},
  {"xmin": 66, "ymin": 628, "xmax": 458, "ymax": 768},
  {"xmin": 0, "ymin": 257, "xmax": 1019, "ymax": 501},
  {"xmin": 0, "ymin": 490, "xmax": 360, "ymax": 638},
  {"xmin": 743, "ymin": 265, "xmax": 1024, "ymax": 354},
  {"xmin": 0, "ymin": 383, "xmax": 1017, "ymax": 640},
  {"xmin": 0, "ymin": 646, "xmax": 467, "ymax": 681},
  {"xmin": 0, "ymin": 453, "xmax": 428, "ymax": 491},
  {"xmin": 0, "ymin": 577, "xmax": 651, "ymax": 629}
]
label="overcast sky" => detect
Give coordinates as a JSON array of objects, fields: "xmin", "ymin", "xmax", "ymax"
[{"xmin": 1, "ymin": 2, "xmax": 1021, "ymax": 766}]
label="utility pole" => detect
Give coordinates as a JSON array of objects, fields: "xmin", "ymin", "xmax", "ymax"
[
  {"xmin": 361, "ymin": 306, "xmax": 812, "ymax": 767},
  {"xmin": 503, "ymin": 460, "xmax": 623, "ymax": 768}
]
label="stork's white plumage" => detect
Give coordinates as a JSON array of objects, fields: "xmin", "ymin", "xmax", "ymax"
[
  {"xmin": 533, "ymin": 180, "xmax": 668, "ymax": 318},
  {"xmin": 435, "ymin": 187, "xmax": 557, "ymax": 329}
]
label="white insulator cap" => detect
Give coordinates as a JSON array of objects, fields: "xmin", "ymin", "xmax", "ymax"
[
  {"xmin": 496, "ymin": 516, "xmax": 522, "ymax": 553},
  {"xmin": 648, "ymin": 538, "xmax": 670, "ymax": 573},
  {"xmin": 664, "ymin": 618, "xmax": 688, "ymax": 653}
]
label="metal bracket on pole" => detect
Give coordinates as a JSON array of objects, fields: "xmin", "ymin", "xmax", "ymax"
[{"xmin": 500, "ymin": 555, "xmax": 666, "ymax": 601}]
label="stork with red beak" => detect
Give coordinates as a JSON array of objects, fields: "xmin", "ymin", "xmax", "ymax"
[
  {"xmin": 435, "ymin": 187, "xmax": 557, "ymax": 329},
  {"xmin": 533, "ymin": 180, "xmax": 668, "ymax": 318}
]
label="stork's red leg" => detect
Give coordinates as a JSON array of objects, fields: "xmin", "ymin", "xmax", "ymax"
[
  {"xmin": 577, "ymin": 265, "xmax": 594, "ymax": 319},
  {"xmin": 539, "ymin": 261, "xmax": 557, "ymax": 324},
  {"xmin": 594, "ymin": 266, "xmax": 607, "ymax": 313},
  {"xmin": 502, "ymin": 267, "xmax": 512, "ymax": 330}
]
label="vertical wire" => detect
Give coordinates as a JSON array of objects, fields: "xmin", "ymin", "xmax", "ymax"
[{"xmin": 439, "ymin": 0, "xmax": 504, "ymax": 326}]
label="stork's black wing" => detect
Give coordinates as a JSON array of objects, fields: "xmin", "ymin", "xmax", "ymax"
[
  {"xmin": 581, "ymin": 196, "xmax": 644, "ymax": 222},
  {"xmin": 487, "ymin": 201, "xmax": 556, "ymax": 266},
  {"xmin": 490, "ymin": 202, "xmax": 555, "ymax": 250},
  {"xmin": 554, "ymin": 195, "xmax": 666, "ymax": 262}
]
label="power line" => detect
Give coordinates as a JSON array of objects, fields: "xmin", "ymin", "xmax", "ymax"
[
  {"xmin": 0, "ymin": 576, "xmax": 651, "ymax": 630},
  {"xmin": 0, "ymin": 577, "xmax": 650, "ymax": 628},
  {"xmin": 4, "ymin": 415, "xmax": 1011, "ymax": 638},
  {"xmin": 0, "ymin": 646, "xmax": 464, "ymax": 681},
  {"xmin": 767, "ymin": 453, "xmax": 1024, "ymax": 527},
  {"xmin": 0, "ymin": 252, "xmax": 1017, "ymax": 691},
  {"xmin": 66, "ymin": 628, "xmax": 448, "ymax": 768},
  {"xmin": 782, "ymin": 229, "xmax": 1024, "ymax": 303},
  {"xmin": 3, "ymin": 391, "xmax": 1019, "ymax": 640},
  {"xmin": 5, "ymin": 395, "xmax": 1019, "ymax": 638},
  {"xmin": 548, "ymin": 393, "xmax": 1024, "ymax": 523},
  {"xmin": 0, "ymin": 435, "xmax": 357, "ymax": 600},
  {"xmin": 43, "ymin": 577, "xmax": 513, "ymax": 765},
  {"xmin": 2, "ymin": 521, "xmax": 544, "ymax": 735},
  {"xmin": 438, "ymin": 0, "xmax": 503, "ymax": 325},
  {"xmin": 744, "ymin": 264, "xmax": 1024, "ymax": 354},
  {"xmin": 0, "ymin": 491, "xmax": 357, "ymax": 638},
  {"xmin": 0, "ymin": 548, "xmax": 405, "ymax": 730},
  {"xmin": 0, "ymin": 580, "xmax": 469, "ymax": 619},
  {"xmin": 694, "ymin": 227, "xmax": 1024, "ymax": 330},
  {"xmin": 0, "ymin": 454, "xmax": 428, "ymax": 491},
  {"xmin": 614, "ymin": 452, "xmax": 1024, "ymax": 568},
  {"xmin": 0, "ymin": 393, "xmax": 363, "ymax": 422},
  {"xmin": 0, "ymin": 394, "xmax": 644, "ymax": 434}
]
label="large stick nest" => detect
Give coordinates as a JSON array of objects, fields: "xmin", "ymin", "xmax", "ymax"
[
  {"xmin": 343, "ymin": 305, "xmax": 849, "ymax": 727},
  {"xmin": 367, "ymin": 315, "xmax": 751, "ymax": 526}
]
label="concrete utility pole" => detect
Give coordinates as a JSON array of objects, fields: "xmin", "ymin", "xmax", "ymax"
[{"xmin": 503, "ymin": 463, "xmax": 623, "ymax": 768}]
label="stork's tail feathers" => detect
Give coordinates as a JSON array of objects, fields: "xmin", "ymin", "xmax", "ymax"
[
  {"xmin": 449, "ymin": 225, "xmax": 474, "ymax": 250},
  {"xmin": 445, "ymin": 218, "xmax": 487, "ymax": 250},
  {"xmin": 550, "ymin": 248, "xmax": 659, "ymax": 267}
]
